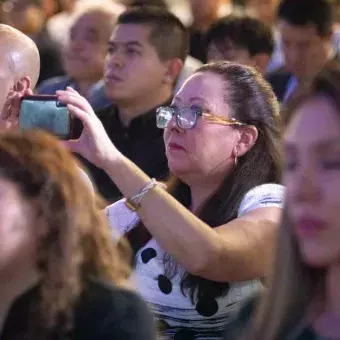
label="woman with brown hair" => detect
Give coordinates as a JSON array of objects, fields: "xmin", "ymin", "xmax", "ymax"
[
  {"xmin": 225, "ymin": 61, "xmax": 340, "ymax": 340},
  {"xmin": 0, "ymin": 130, "xmax": 155, "ymax": 340},
  {"xmin": 56, "ymin": 61, "xmax": 285, "ymax": 339}
]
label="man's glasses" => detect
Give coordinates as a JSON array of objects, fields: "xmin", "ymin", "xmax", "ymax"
[{"xmin": 156, "ymin": 106, "xmax": 246, "ymax": 130}]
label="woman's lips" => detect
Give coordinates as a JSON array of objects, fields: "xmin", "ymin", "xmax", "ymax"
[
  {"xmin": 294, "ymin": 217, "xmax": 328, "ymax": 238},
  {"xmin": 168, "ymin": 142, "xmax": 185, "ymax": 151}
]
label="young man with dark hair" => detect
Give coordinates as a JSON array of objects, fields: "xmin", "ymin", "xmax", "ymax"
[
  {"xmin": 267, "ymin": 0, "xmax": 338, "ymax": 103},
  {"xmin": 205, "ymin": 14, "xmax": 275, "ymax": 74},
  {"xmin": 80, "ymin": 6, "xmax": 189, "ymax": 202}
]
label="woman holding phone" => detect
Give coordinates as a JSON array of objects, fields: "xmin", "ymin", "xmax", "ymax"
[{"xmin": 55, "ymin": 62, "xmax": 284, "ymax": 339}]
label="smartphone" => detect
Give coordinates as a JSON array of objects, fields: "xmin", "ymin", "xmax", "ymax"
[{"xmin": 19, "ymin": 95, "xmax": 73, "ymax": 139}]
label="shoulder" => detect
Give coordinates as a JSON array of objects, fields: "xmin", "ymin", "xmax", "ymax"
[
  {"xmin": 238, "ymin": 184, "xmax": 285, "ymax": 217},
  {"xmin": 75, "ymin": 278, "xmax": 156, "ymax": 340},
  {"xmin": 37, "ymin": 76, "xmax": 72, "ymax": 94},
  {"xmin": 266, "ymin": 67, "xmax": 291, "ymax": 84},
  {"xmin": 95, "ymin": 105, "xmax": 117, "ymax": 120},
  {"xmin": 105, "ymin": 199, "xmax": 140, "ymax": 238}
]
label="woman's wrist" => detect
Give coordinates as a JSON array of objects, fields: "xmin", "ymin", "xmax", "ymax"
[{"xmin": 101, "ymin": 146, "xmax": 125, "ymax": 173}]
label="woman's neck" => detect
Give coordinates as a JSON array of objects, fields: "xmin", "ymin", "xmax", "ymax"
[{"xmin": 189, "ymin": 177, "xmax": 224, "ymax": 212}]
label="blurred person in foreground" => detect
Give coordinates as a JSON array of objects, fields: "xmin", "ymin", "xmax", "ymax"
[
  {"xmin": 224, "ymin": 61, "xmax": 340, "ymax": 340},
  {"xmin": 55, "ymin": 61, "xmax": 284, "ymax": 339},
  {"xmin": 205, "ymin": 14, "xmax": 274, "ymax": 74},
  {"xmin": 39, "ymin": 4, "xmax": 123, "ymax": 110},
  {"xmin": 0, "ymin": 129, "xmax": 155, "ymax": 339}
]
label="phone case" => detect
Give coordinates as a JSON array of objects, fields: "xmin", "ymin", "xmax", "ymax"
[{"xmin": 19, "ymin": 95, "xmax": 73, "ymax": 140}]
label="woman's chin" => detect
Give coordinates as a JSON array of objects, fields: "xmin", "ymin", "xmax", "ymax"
[{"xmin": 168, "ymin": 159, "xmax": 191, "ymax": 178}]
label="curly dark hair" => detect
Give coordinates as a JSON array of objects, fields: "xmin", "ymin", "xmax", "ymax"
[{"xmin": 0, "ymin": 130, "xmax": 131, "ymax": 338}]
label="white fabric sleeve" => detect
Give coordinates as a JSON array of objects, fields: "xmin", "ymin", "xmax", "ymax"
[
  {"xmin": 237, "ymin": 184, "xmax": 285, "ymax": 217},
  {"xmin": 104, "ymin": 199, "xmax": 140, "ymax": 239}
]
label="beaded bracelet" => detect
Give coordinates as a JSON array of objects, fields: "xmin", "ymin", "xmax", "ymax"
[{"xmin": 125, "ymin": 178, "xmax": 167, "ymax": 211}]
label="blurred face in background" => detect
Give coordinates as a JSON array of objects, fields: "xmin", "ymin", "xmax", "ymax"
[
  {"xmin": 279, "ymin": 20, "xmax": 332, "ymax": 79},
  {"xmin": 63, "ymin": 10, "xmax": 116, "ymax": 85},
  {"xmin": 245, "ymin": 0, "xmax": 279, "ymax": 26},
  {"xmin": 207, "ymin": 40, "xmax": 270, "ymax": 75},
  {"xmin": 189, "ymin": 0, "xmax": 223, "ymax": 24},
  {"xmin": 284, "ymin": 95, "xmax": 340, "ymax": 268},
  {"xmin": 0, "ymin": 0, "xmax": 45, "ymax": 35},
  {"xmin": 59, "ymin": 0, "xmax": 78, "ymax": 12}
]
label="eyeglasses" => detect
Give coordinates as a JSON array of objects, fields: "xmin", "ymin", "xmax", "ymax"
[{"xmin": 156, "ymin": 106, "xmax": 246, "ymax": 130}]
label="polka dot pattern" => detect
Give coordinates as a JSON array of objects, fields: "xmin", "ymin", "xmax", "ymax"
[
  {"xmin": 141, "ymin": 248, "xmax": 157, "ymax": 264},
  {"xmin": 157, "ymin": 274, "xmax": 173, "ymax": 294},
  {"xmin": 195, "ymin": 299, "xmax": 219, "ymax": 317}
]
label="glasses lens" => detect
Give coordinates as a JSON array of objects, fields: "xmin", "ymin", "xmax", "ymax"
[
  {"xmin": 177, "ymin": 108, "xmax": 197, "ymax": 129},
  {"xmin": 156, "ymin": 107, "xmax": 173, "ymax": 129}
]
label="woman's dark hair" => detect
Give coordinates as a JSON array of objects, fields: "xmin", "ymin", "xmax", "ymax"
[
  {"xmin": 0, "ymin": 130, "xmax": 131, "ymax": 339},
  {"xmin": 126, "ymin": 61, "xmax": 282, "ymax": 303}
]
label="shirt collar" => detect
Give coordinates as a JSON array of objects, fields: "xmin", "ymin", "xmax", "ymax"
[{"xmin": 113, "ymin": 97, "xmax": 172, "ymax": 136}]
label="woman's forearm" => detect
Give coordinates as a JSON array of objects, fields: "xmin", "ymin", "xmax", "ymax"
[{"xmin": 102, "ymin": 150, "xmax": 223, "ymax": 275}]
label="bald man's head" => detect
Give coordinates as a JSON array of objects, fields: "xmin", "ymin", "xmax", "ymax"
[
  {"xmin": 0, "ymin": 24, "xmax": 40, "ymax": 87},
  {"xmin": 0, "ymin": 24, "xmax": 40, "ymax": 114}
]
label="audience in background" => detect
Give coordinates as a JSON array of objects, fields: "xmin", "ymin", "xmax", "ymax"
[
  {"xmin": 39, "ymin": 4, "xmax": 122, "ymax": 110},
  {"xmin": 77, "ymin": 7, "xmax": 188, "ymax": 202},
  {"xmin": 0, "ymin": 0, "xmax": 65, "ymax": 85},
  {"xmin": 188, "ymin": 0, "xmax": 234, "ymax": 63},
  {"xmin": 122, "ymin": 0, "xmax": 203, "ymax": 99},
  {"xmin": 46, "ymin": 0, "xmax": 78, "ymax": 48},
  {"xmin": 244, "ymin": 0, "xmax": 279, "ymax": 27},
  {"xmin": 205, "ymin": 14, "xmax": 274, "ymax": 74},
  {"xmin": 267, "ymin": 0, "xmax": 338, "ymax": 104},
  {"xmin": 125, "ymin": 0, "xmax": 168, "ymax": 8},
  {"xmin": 243, "ymin": 0, "xmax": 283, "ymax": 73}
]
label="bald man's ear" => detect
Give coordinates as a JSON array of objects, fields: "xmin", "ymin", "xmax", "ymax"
[{"xmin": 13, "ymin": 77, "xmax": 32, "ymax": 95}]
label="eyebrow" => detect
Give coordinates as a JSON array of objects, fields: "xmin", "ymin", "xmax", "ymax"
[
  {"xmin": 108, "ymin": 40, "xmax": 143, "ymax": 48},
  {"xmin": 173, "ymin": 96, "xmax": 208, "ymax": 105}
]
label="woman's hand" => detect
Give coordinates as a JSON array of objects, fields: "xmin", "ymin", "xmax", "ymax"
[
  {"xmin": 0, "ymin": 88, "xmax": 33, "ymax": 130},
  {"xmin": 57, "ymin": 87, "xmax": 122, "ymax": 169}
]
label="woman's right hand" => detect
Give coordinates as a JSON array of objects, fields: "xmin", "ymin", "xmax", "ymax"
[
  {"xmin": 0, "ymin": 88, "xmax": 33, "ymax": 130},
  {"xmin": 57, "ymin": 87, "xmax": 122, "ymax": 170}
]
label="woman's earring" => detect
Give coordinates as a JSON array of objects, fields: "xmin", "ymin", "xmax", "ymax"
[{"xmin": 234, "ymin": 156, "xmax": 238, "ymax": 167}]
